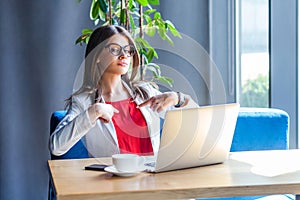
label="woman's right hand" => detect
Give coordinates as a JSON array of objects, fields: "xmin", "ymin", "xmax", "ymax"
[{"xmin": 88, "ymin": 103, "xmax": 119, "ymax": 123}]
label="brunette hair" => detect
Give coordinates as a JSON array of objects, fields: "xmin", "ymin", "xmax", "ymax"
[{"xmin": 66, "ymin": 25, "xmax": 150, "ymax": 106}]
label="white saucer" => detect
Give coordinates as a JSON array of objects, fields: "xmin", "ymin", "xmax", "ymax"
[{"xmin": 104, "ymin": 166, "xmax": 144, "ymax": 177}]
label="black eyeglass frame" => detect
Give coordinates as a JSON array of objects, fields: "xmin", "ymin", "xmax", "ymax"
[{"xmin": 105, "ymin": 43, "xmax": 136, "ymax": 57}]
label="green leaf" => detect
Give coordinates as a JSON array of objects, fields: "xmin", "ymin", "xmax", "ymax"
[
  {"xmin": 136, "ymin": 0, "xmax": 149, "ymax": 6},
  {"xmin": 132, "ymin": 10, "xmax": 141, "ymax": 17},
  {"xmin": 152, "ymin": 48, "xmax": 158, "ymax": 58},
  {"xmin": 129, "ymin": 14, "xmax": 136, "ymax": 30},
  {"xmin": 75, "ymin": 33, "xmax": 91, "ymax": 45},
  {"xmin": 143, "ymin": 14, "xmax": 152, "ymax": 24},
  {"xmin": 98, "ymin": 8, "xmax": 106, "ymax": 21},
  {"xmin": 142, "ymin": 53, "xmax": 149, "ymax": 64},
  {"xmin": 112, "ymin": 18, "xmax": 119, "ymax": 25},
  {"xmin": 120, "ymin": 8, "xmax": 126, "ymax": 24},
  {"xmin": 163, "ymin": 33, "xmax": 173, "ymax": 45},
  {"xmin": 157, "ymin": 23, "xmax": 166, "ymax": 39},
  {"xmin": 144, "ymin": 8, "xmax": 156, "ymax": 15},
  {"xmin": 90, "ymin": 0, "xmax": 100, "ymax": 20},
  {"xmin": 155, "ymin": 76, "xmax": 173, "ymax": 87},
  {"xmin": 169, "ymin": 26, "xmax": 181, "ymax": 38},
  {"xmin": 135, "ymin": 37, "xmax": 152, "ymax": 49},
  {"xmin": 165, "ymin": 20, "xmax": 175, "ymax": 29},
  {"xmin": 148, "ymin": 0, "xmax": 159, "ymax": 5},
  {"xmin": 145, "ymin": 25, "xmax": 156, "ymax": 37},
  {"xmin": 145, "ymin": 63, "xmax": 161, "ymax": 76},
  {"xmin": 146, "ymin": 48, "xmax": 155, "ymax": 62},
  {"xmin": 103, "ymin": 21, "xmax": 110, "ymax": 26},
  {"xmin": 156, "ymin": 20, "xmax": 174, "ymax": 45},
  {"xmin": 75, "ymin": 37, "xmax": 83, "ymax": 45},
  {"xmin": 82, "ymin": 28, "xmax": 93, "ymax": 35},
  {"xmin": 99, "ymin": 0, "xmax": 108, "ymax": 13},
  {"xmin": 165, "ymin": 20, "xmax": 182, "ymax": 38},
  {"xmin": 129, "ymin": 0, "xmax": 137, "ymax": 9},
  {"xmin": 154, "ymin": 12, "xmax": 161, "ymax": 20},
  {"xmin": 147, "ymin": 63, "xmax": 160, "ymax": 70},
  {"xmin": 114, "ymin": 6, "xmax": 121, "ymax": 18}
]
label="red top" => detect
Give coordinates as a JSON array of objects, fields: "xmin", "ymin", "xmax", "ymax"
[{"xmin": 106, "ymin": 98, "xmax": 154, "ymax": 156}]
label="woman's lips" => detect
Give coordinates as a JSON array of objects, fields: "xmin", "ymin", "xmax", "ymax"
[{"xmin": 118, "ymin": 62, "xmax": 128, "ymax": 66}]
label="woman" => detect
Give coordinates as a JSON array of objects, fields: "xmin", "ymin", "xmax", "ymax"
[{"xmin": 49, "ymin": 25, "xmax": 198, "ymax": 158}]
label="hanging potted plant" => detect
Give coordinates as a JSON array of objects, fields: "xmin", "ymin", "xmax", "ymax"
[{"xmin": 75, "ymin": 0, "xmax": 181, "ymax": 86}]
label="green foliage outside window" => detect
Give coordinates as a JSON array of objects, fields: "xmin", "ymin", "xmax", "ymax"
[{"xmin": 240, "ymin": 75, "xmax": 269, "ymax": 107}]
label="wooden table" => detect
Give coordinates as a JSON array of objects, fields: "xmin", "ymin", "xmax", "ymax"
[{"xmin": 48, "ymin": 150, "xmax": 300, "ymax": 200}]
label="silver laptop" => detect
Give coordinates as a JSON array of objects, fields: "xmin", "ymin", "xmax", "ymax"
[{"xmin": 144, "ymin": 103, "xmax": 240, "ymax": 173}]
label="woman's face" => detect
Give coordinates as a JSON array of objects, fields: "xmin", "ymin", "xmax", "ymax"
[{"xmin": 98, "ymin": 34, "xmax": 134, "ymax": 78}]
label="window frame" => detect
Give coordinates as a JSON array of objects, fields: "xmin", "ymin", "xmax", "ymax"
[{"xmin": 216, "ymin": 0, "xmax": 299, "ymax": 148}]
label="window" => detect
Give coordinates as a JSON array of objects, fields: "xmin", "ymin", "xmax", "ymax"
[
  {"xmin": 209, "ymin": 0, "xmax": 297, "ymax": 147},
  {"xmin": 236, "ymin": 0, "xmax": 269, "ymax": 108}
]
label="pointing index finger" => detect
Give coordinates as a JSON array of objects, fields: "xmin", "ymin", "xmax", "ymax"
[{"xmin": 137, "ymin": 97, "xmax": 153, "ymax": 108}]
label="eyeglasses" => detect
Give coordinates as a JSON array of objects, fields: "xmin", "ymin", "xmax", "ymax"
[{"xmin": 105, "ymin": 43, "xmax": 136, "ymax": 57}]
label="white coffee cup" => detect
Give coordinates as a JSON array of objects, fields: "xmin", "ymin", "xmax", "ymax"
[{"xmin": 112, "ymin": 154, "xmax": 145, "ymax": 172}]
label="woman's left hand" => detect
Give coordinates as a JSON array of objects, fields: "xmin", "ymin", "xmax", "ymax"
[{"xmin": 138, "ymin": 92, "xmax": 178, "ymax": 113}]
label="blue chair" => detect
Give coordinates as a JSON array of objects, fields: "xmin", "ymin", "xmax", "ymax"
[
  {"xmin": 50, "ymin": 110, "xmax": 88, "ymax": 159},
  {"xmin": 50, "ymin": 107, "xmax": 290, "ymax": 157},
  {"xmin": 231, "ymin": 107, "xmax": 289, "ymax": 152},
  {"xmin": 49, "ymin": 107, "xmax": 291, "ymax": 200}
]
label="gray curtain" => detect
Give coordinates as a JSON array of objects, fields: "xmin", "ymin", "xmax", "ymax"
[{"xmin": 0, "ymin": 1, "xmax": 91, "ymax": 199}]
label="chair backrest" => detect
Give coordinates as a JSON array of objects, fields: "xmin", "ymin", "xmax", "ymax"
[
  {"xmin": 50, "ymin": 111, "xmax": 88, "ymax": 159},
  {"xmin": 230, "ymin": 108, "xmax": 289, "ymax": 152},
  {"xmin": 50, "ymin": 107, "xmax": 290, "ymax": 159}
]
